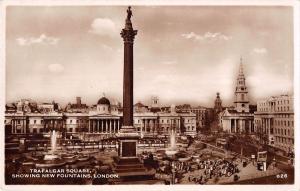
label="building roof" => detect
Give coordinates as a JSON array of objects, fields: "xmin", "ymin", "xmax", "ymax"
[
  {"xmin": 97, "ymin": 97, "xmax": 110, "ymax": 105},
  {"xmin": 134, "ymin": 102, "xmax": 146, "ymax": 107}
]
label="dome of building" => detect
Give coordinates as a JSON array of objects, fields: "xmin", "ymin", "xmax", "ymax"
[{"xmin": 97, "ymin": 97, "xmax": 110, "ymax": 105}]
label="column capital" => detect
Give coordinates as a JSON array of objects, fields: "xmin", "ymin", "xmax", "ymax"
[{"xmin": 121, "ymin": 28, "xmax": 137, "ymax": 43}]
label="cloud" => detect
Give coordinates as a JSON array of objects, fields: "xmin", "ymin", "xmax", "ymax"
[
  {"xmin": 161, "ymin": 60, "xmax": 177, "ymax": 65},
  {"xmin": 48, "ymin": 64, "xmax": 64, "ymax": 73},
  {"xmin": 181, "ymin": 32, "xmax": 232, "ymax": 42},
  {"xmin": 16, "ymin": 34, "xmax": 59, "ymax": 46},
  {"xmin": 252, "ymin": 48, "xmax": 267, "ymax": 54},
  {"xmin": 101, "ymin": 44, "xmax": 113, "ymax": 51},
  {"xmin": 89, "ymin": 18, "xmax": 117, "ymax": 37}
]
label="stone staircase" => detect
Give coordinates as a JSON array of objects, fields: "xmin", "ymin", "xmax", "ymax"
[{"xmin": 110, "ymin": 157, "xmax": 156, "ymax": 184}]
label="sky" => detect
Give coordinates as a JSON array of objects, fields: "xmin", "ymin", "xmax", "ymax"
[{"xmin": 5, "ymin": 6, "xmax": 294, "ymax": 107}]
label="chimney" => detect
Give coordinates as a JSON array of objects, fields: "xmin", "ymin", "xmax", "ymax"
[{"xmin": 76, "ymin": 97, "xmax": 81, "ymax": 106}]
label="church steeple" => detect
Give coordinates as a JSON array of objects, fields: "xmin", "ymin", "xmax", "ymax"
[
  {"xmin": 234, "ymin": 57, "xmax": 249, "ymax": 112},
  {"xmin": 239, "ymin": 57, "xmax": 244, "ymax": 75}
]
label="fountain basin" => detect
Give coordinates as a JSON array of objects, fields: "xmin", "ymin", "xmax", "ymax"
[
  {"xmin": 77, "ymin": 155, "xmax": 90, "ymax": 162},
  {"xmin": 165, "ymin": 149, "xmax": 178, "ymax": 156},
  {"xmin": 35, "ymin": 159, "xmax": 66, "ymax": 168},
  {"xmin": 44, "ymin": 154, "xmax": 60, "ymax": 161},
  {"xmin": 62, "ymin": 155, "xmax": 78, "ymax": 164}
]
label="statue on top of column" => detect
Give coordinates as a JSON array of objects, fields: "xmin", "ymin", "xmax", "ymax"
[{"xmin": 126, "ymin": 6, "xmax": 132, "ymax": 21}]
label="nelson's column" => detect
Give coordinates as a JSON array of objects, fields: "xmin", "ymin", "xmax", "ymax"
[
  {"xmin": 113, "ymin": 7, "xmax": 155, "ymax": 183},
  {"xmin": 117, "ymin": 6, "xmax": 139, "ymax": 158}
]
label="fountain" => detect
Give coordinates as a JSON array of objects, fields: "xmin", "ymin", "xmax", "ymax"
[
  {"xmin": 44, "ymin": 130, "xmax": 60, "ymax": 160},
  {"xmin": 165, "ymin": 128, "xmax": 178, "ymax": 156}
]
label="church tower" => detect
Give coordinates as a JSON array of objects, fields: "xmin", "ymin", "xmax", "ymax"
[
  {"xmin": 151, "ymin": 96, "xmax": 159, "ymax": 108},
  {"xmin": 234, "ymin": 57, "xmax": 250, "ymax": 112},
  {"xmin": 214, "ymin": 92, "xmax": 223, "ymax": 113}
]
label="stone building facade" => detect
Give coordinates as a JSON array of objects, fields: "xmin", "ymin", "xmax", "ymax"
[
  {"xmin": 254, "ymin": 94, "xmax": 294, "ymax": 153},
  {"xmin": 5, "ymin": 96, "xmax": 197, "ymax": 138}
]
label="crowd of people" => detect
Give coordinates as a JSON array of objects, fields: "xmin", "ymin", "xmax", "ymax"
[{"xmin": 187, "ymin": 158, "xmax": 240, "ymax": 184}]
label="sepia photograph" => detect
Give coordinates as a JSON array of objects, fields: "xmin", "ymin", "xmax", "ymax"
[{"xmin": 0, "ymin": 1, "xmax": 299, "ymax": 191}]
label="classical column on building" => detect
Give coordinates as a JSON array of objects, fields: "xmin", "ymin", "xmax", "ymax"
[
  {"xmin": 151, "ymin": 119, "xmax": 155, "ymax": 133},
  {"xmin": 241, "ymin": 120, "xmax": 245, "ymax": 133},
  {"xmin": 100, "ymin": 120, "xmax": 103, "ymax": 133},
  {"xmin": 268, "ymin": 118, "xmax": 271, "ymax": 138},
  {"xmin": 109, "ymin": 119, "xmax": 112, "ymax": 134},
  {"xmin": 95, "ymin": 120, "xmax": 98, "ymax": 133},
  {"xmin": 117, "ymin": 119, "xmax": 119, "ymax": 132},
  {"xmin": 178, "ymin": 119, "xmax": 181, "ymax": 134},
  {"xmin": 91, "ymin": 120, "xmax": 94, "ymax": 133},
  {"xmin": 113, "ymin": 120, "xmax": 115, "ymax": 133},
  {"xmin": 116, "ymin": 120, "xmax": 119, "ymax": 132},
  {"xmin": 234, "ymin": 119, "xmax": 236, "ymax": 133},
  {"xmin": 24, "ymin": 119, "xmax": 27, "ymax": 134}
]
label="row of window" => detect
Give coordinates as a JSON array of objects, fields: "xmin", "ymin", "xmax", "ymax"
[
  {"xmin": 258, "ymin": 106, "xmax": 291, "ymax": 112},
  {"xmin": 277, "ymin": 99, "xmax": 290, "ymax": 105},
  {"xmin": 68, "ymin": 119, "xmax": 89, "ymax": 124},
  {"xmin": 259, "ymin": 99, "xmax": 290, "ymax": 107},
  {"xmin": 190, "ymin": 110, "xmax": 206, "ymax": 114},
  {"xmin": 275, "ymin": 136, "xmax": 294, "ymax": 145},
  {"xmin": 274, "ymin": 119, "xmax": 294, "ymax": 127},
  {"xmin": 274, "ymin": 128, "xmax": 294, "ymax": 136},
  {"xmin": 134, "ymin": 119, "xmax": 195, "ymax": 124}
]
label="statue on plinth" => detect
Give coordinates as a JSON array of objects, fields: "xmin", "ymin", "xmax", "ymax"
[{"xmin": 127, "ymin": 6, "xmax": 132, "ymax": 21}]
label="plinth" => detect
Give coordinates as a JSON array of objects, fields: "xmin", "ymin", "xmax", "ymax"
[{"xmin": 116, "ymin": 126, "xmax": 139, "ymax": 159}]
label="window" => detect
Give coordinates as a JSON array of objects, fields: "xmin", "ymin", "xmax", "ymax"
[
  {"xmin": 241, "ymin": 94, "xmax": 244, "ymax": 101},
  {"xmin": 34, "ymin": 120, "xmax": 36, "ymax": 124},
  {"xmin": 70, "ymin": 120, "xmax": 72, "ymax": 123}
]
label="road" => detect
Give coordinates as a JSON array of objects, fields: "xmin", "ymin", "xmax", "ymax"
[{"xmin": 199, "ymin": 135, "xmax": 295, "ymax": 184}]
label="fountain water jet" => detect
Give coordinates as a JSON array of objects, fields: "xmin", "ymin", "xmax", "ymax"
[
  {"xmin": 51, "ymin": 130, "xmax": 57, "ymax": 153},
  {"xmin": 165, "ymin": 128, "xmax": 178, "ymax": 156},
  {"xmin": 44, "ymin": 130, "xmax": 60, "ymax": 161}
]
